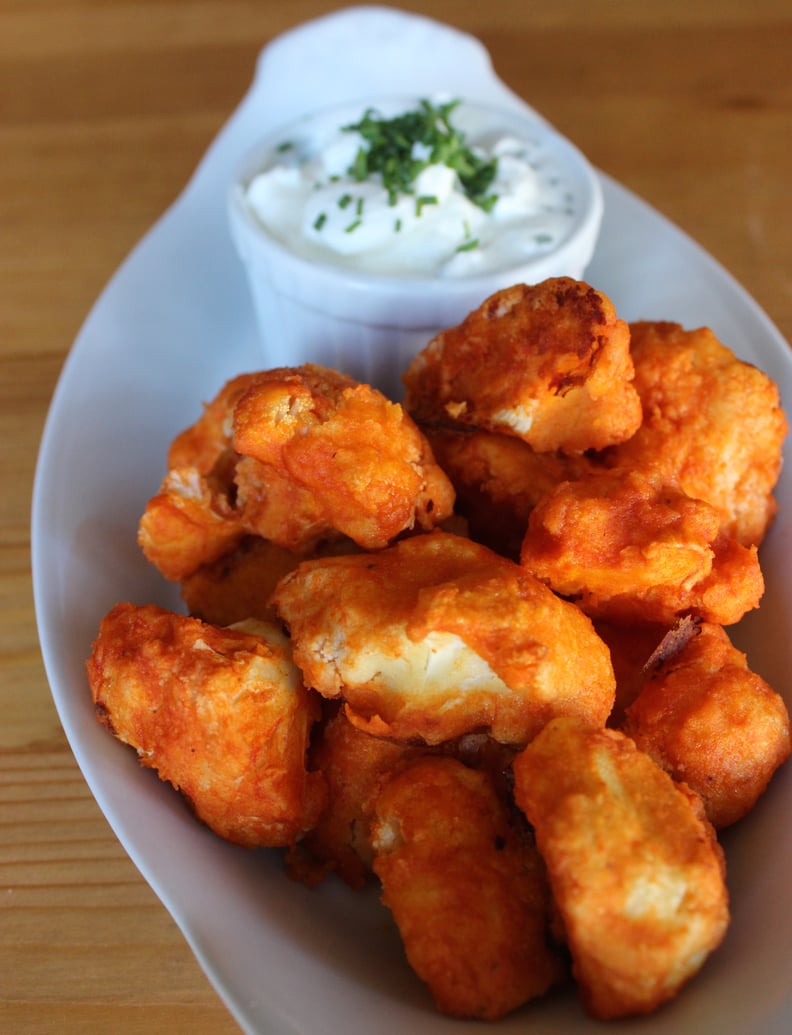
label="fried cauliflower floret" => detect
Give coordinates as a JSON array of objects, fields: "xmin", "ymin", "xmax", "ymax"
[
  {"xmin": 167, "ymin": 371, "xmax": 264, "ymax": 473},
  {"xmin": 624, "ymin": 622, "xmax": 791, "ymax": 828},
  {"xmin": 271, "ymin": 531, "xmax": 615, "ymax": 746},
  {"xmin": 425, "ymin": 426, "xmax": 597, "ymax": 559},
  {"xmin": 86, "ymin": 603, "xmax": 325, "ymax": 848},
  {"xmin": 180, "ymin": 534, "xmax": 300, "ymax": 625},
  {"xmin": 513, "ymin": 717, "xmax": 730, "ymax": 1020},
  {"xmin": 139, "ymin": 364, "xmax": 455, "ymax": 576},
  {"xmin": 402, "ymin": 278, "xmax": 642, "ymax": 454},
  {"xmin": 181, "ymin": 534, "xmax": 358, "ymax": 627},
  {"xmin": 290, "ymin": 708, "xmax": 420, "ymax": 889},
  {"xmin": 520, "ymin": 468, "xmax": 764, "ymax": 625},
  {"xmin": 606, "ymin": 321, "xmax": 788, "ymax": 546},
  {"xmin": 371, "ymin": 755, "xmax": 565, "ymax": 1020},
  {"xmin": 137, "ymin": 466, "xmax": 245, "ymax": 582},
  {"xmin": 231, "ymin": 364, "xmax": 455, "ymax": 551}
]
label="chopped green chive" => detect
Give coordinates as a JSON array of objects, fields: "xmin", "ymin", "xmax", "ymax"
[
  {"xmin": 313, "ymin": 212, "xmax": 327, "ymax": 231},
  {"xmin": 456, "ymin": 237, "xmax": 480, "ymax": 252},
  {"xmin": 338, "ymin": 193, "xmax": 353, "ymax": 209},
  {"xmin": 342, "ymin": 99, "xmax": 499, "ymax": 210},
  {"xmin": 276, "ymin": 140, "xmax": 294, "ymax": 153},
  {"xmin": 415, "ymin": 194, "xmax": 438, "ymax": 217},
  {"xmin": 345, "ymin": 219, "xmax": 362, "ymax": 233}
]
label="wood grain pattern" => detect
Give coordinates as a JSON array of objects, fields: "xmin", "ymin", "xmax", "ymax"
[{"xmin": 3, "ymin": 1, "xmax": 791, "ymax": 1030}]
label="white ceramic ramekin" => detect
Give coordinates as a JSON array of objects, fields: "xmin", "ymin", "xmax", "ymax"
[{"xmin": 227, "ymin": 99, "xmax": 604, "ymax": 400}]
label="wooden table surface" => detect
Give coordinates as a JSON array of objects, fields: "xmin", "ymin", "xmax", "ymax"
[{"xmin": 3, "ymin": 1, "xmax": 791, "ymax": 1031}]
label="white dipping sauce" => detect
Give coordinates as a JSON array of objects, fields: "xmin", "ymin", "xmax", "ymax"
[{"xmin": 241, "ymin": 100, "xmax": 578, "ymax": 279}]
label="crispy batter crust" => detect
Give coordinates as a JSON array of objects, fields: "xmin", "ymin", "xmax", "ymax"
[
  {"xmin": 624, "ymin": 622, "xmax": 791, "ymax": 827},
  {"xmin": 403, "ymin": 278, "xmax": 642, "ymax": 454},
  {"xmin": 86, "ymin": 603, "xmax": 325, "ymax": 847},
  {"xmin": 371, "ymin": 755, "xmax": 565, "ymax": 1019},
  {"xmin": 513, "ymin": 717, "xmax": 730, "ymax": 1020},
  {"xmin": 139, "ymin": 364, "xmax": 455, "ymax": 578},
  {"xmin": 606, "ymin": 321, "xmax": 788, "ymax": 546},
  {"xmin": 520, "ymin": 468, "xmax": 764, "ymax": 625},
  {"xmin": 271, "ymin": 530, "xmax": 615, "ymax": 745},
  {"xmin": 425, "ymin": 425, "xmax": 596, "ymax": 558}
]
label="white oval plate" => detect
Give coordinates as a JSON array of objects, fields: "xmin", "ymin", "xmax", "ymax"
[{"xmin": 32, "ymin": 7, "xmax": 792, "ymax": 1034}]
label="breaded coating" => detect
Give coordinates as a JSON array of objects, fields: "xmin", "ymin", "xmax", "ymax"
[
  {"xmin": 425, "ymin": 426, "xmax": 596, "ymax": 559},
  {"xmin": 140, "ymin": 364, "xmax": 455, "ymax": 574},
  {"xmin": 181, "ymin": 534, "xmax": 359, "ymax": 627},
  {"xmin": 181, "ymin": 534, "xmax": 301, "ymax": 625},
  {"xmin": 371, "ymin": 755, "xmax": 565, "ymax": 1020},
  {"xmin": 606, "ymin": 321, "xmax": 788, "ymax": 546},
  {"xmin": 513, "ymin": 717, "xmax": 729, "ymax": 1020},
  {"xmin": 138, "ymin": 466, "xmax": 244, "ymax": 582},
  {"xmin": 402, "ymin": 278, "xmax": 642, "ymax": 454},
  {"xmin": 271, "ymin": 530, "xmax": 615, "ymax": 746},
  {"xmin": 519, "ymin": 468, "xmax": 764, "ymax": 625},
  {"xmin": 86, "ymin": 603, "xmax": 325, "ymax": 848},
  {"xmin": 624, "ymin": 622, "xmax": 791, "ymax": 828},
  {"xmin": 167, "ymin": 371, "xmax": 264, "ymax": 473},
  {"xmin": 231, "ymin": 364, "xmax": 455, "ymax": 551},
  {"xmin": 293, "ymin": 709, "xmax": 419, "ymax": 889}
]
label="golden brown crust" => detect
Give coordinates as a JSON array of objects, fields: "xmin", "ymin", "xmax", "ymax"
[
  {"xmin": 371, "ymin": 755, "xmax": 565, "ymax": 1019},
  {"xmin": 624, "ymin": 622, "xmax": 791, "ymax": 827},
  {"xmin": 232, "ymin": 364, "xmax": 455, "ymax": 551},
  {"xmin": 519, "ymin": 468, "xmax": 764, "ymax": 625},
  {"xmin": 270, "ymin": 530, "xmax": 615, "ymax": 746},
  {"xmin": 137, "ymin": 466, "xmax": 245, "ymax": 582},
  {"xmin": 294, "ymin": 709, "xmax": 419, "ymax": 889},
  {"xmin": 512, "ymin": 717, "xmax": 730, "ymax": 1020},
  {"xmin": 424, "ymin": 425, "xmax": 597, "ymax": 559},
  {"xmin": 606, "ymin": 321, "xmax": 788, "ymax": 546},
  {"xmin": 86, "ymin": 603, "xmax": 325, "ymax": 848},
  {"xmin": 403, "ymin": 278, "xmax": 642, "ymax": 454},
  {"xmin": 139, "ymin": 363, "xmax": 456, "ymax": 575}
]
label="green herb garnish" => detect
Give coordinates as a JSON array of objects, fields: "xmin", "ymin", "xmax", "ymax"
[
  {"xmin": 415, "ymin": 194, "xmax": 438, "ymax": 217},
  {"xmin": 342, "ymin": 99, "xmax": 499, "ymax": 211},
  {"xmin": 313, "ymin": 212, "xmax": 327, "ymax": 231}
]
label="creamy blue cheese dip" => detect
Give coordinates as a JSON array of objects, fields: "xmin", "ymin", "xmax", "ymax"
[{"xmin": 241, "ymin": 99, "xmax": 578, "ymax": 279}]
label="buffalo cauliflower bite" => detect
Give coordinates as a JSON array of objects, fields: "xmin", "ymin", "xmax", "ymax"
[
  {"xmin": 371, "ymin": 755, "xmax": 565, "ymax": 1020},
  {"xmin": 402, "ymin": 277, "xmax": 642, "ymax": 454},
  {"xmin": 624, "ymin": 622, "xmax": 791, "ymax": 828},
  {"xmin": 137, "ymin": 466, "xmax": 245, "ymax": 582},
  {"xmin": 605, "ymin": 321, "xmax": 788, "ymax": 546},
  {"xmin": 86, "ymin": 603, "xmax": 325, "ymax": 848},
  {"xmin": 181, "ymin": 534, "xmax": 359, "ymax": 627},
  {"xmin": 166, "ymin": 371, "xmax": 263, "ymax": 473},
  {"xmin": 139, "ymin": 364, "xmax": 456, "ymax": 577},
  {"xmin": 519, "ymin": 468, "xmax": 764, "ymax": 626},
  {"xmin": 231, "ymin": 364, "xmax": 455, "ymax": 551},
  {"xmin": 425, "ymin": 425, "xmax": 597, "ymax": 559},
  {"xmin": 270, "ymin": 531, "xmax": 615, "ymax": 746},
  {"xmin": 513, "ymin": 717, "xmax": 730, "ymax": 1020},
  {"xmin": 290, "ymin": 708, "xmax": 421, "ymax": 889}
]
